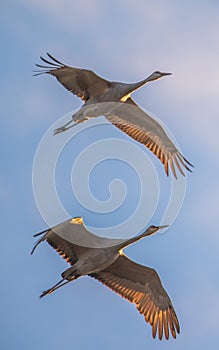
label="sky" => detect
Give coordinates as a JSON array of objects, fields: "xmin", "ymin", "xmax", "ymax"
[{"xmin": 1, "ymin": 0, "xmax": 219, "ymax": 349}]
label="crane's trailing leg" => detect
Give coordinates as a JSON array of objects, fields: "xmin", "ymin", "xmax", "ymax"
[
  {"xmin": 40, "ymin": 275, "xmax": 77, "ymax": 298},
  {"xmin": 53, "ymin": 118, "xmax": 78, "ymax": 135},
  {"xmin": 53, "ymin": 116, "xmax": 90, "ymax": 135},
  {"xmin": 61, "ymin": 266, "xmax": 78, "ymax": 280}
]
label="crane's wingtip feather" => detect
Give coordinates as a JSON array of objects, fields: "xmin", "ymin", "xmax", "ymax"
[
  {"xmin": 182, "ymin": 156, "xmax": 194, "ymax": 168},
  {"xmin": 30, "ymin": 242, "xmax": 39, "ymax": 255},
  {"xmin": 33, "ymin": 228, "xmax": 49, "ymax": 237},
  {"xmin": 46, "ymin": 52, "xmax": 65, "ymax": 66},
  {"xmin": 33, "ymin": 72, "xmax": 44, "ymax": 77},
  {"xmin": 35, "ymin": 63, "xmax": 51, "ymax": 69},
  {"xmin": 31, "ymin": 229, "xmax": 49, "ymax": 254},
  {"xmin": 173, "ymin": 154, "xmax": 185, "ymax": 176},
  {"xmin": 169, "ymin": 158, "xmax": 177, "ymax": 179},
  {"xmin": 39, "ymin": 55, "xmax": 60, "ymax": 67}
]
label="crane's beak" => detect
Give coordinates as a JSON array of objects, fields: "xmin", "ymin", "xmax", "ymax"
[
  {"xmin": 160, "ymin": 72, "xmax": 172, "ymax": 76},
  {"xmin": 158, "ymin": 225, "xmax": 169, "ymax": 230},
  {"xmin": 145, "ymin": 71, "xmax": 172, "ymax": 83}
]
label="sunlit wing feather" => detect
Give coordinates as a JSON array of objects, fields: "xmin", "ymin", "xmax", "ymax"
[
  {"xmin": 91, "ymin": 255, "xmax": 180, "ymax": 340},
  {"xmin": 105, "ymin": 104, "xmax": 193, "ymax": 178},
  {"xmin": 34, "ymin": 53, "xmax": 110, "ymax": 101}
]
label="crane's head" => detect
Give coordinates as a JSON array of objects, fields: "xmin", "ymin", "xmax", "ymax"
[
  {"xmin": 146, "ymin": 71, "xmax": 172, "ymax": 82},
  {"xmin": 144, "ymin": 225, "xmax": 169, "ymax": 237}
]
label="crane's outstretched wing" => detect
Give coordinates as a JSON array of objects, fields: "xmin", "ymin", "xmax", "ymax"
[
  {"xmin": 105, "ymin": 103, "xmax": 193, "ymax": 178},
  {"xmin": 31, "ymin": 218, "xmax": 125, "ymax": 262},
  {"xmin": 30, "ymin": 219, "xmax": 90, "ymax": 265},
  {"xmin": 31, "ymin": 228, "xmax": 80, "ymax": 265},
  {"xmin": 34, "ymin": 53, "xmax": 110, "ymax": 101},
  {"xmin": 91, "ymin": 254, "xmax": 180, "ymax": 340}
]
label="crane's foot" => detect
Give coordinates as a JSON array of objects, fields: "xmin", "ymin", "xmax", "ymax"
[
  {"xmin": 40, "ymin": 288, "xmax": 55, "ymax": 298},
  {"xmin": 40, "ymin": 278, "xmax": 72, "ymax": 298},
  {"xmin": 53, "ymin": 126, "xmax": 69, "ymax": 135},
  {"xmin": 53, "ymin": 120, "xmax": 75, "ymax": 135},
  {"xmin": 53, "ymin": 117, "xmax": 90, "ymax": 135}
]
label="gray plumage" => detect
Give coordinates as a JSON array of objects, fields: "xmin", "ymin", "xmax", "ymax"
[
  {"xmin": 31, "ymin": 217, "xmax": 179, "ymax": 340},
  {"xmin": 34, "ymin": 53, "xmax": 193, "ymax": 178}
]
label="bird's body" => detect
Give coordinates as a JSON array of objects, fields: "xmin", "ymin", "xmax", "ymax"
[
  {"xmin": 32, "ymin": 217, "xmax": 179, "ymax": 340},
  {"xmin": 35, "ymin": 53, "xmax": 193, "ymax": 178}
]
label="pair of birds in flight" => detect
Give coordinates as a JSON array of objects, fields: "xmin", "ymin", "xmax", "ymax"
[{"xmin": 32, "ymin": 53, "xmax": 193, "ymax": 340}]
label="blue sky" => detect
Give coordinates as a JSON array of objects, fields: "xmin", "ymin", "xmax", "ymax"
[{"xmin": 1, "ymin": 0, "xmax": 219, "ymax": 349}]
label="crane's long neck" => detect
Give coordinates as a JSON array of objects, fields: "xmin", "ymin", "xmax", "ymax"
[
  {"xmin": 120, "ymin": 75, "xmax": 157, "ymax": 101},
  {"xmin": 116, "ymin": 231, "xmax": 149, "ymax": 252}
]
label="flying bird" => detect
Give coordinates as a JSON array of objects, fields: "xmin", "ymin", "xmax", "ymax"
[
  {"xmin": 34, "ymin": 53, "xmax": 193, "ymax": 178},
  {"xmin": 31, "ymin": 217, "xmax": 180, "ymax": 340}
]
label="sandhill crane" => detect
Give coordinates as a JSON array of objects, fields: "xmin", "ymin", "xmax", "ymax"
[
  {"xmin": 34, "ymin": 53, "xmax": 193, "ymax": 178},
  {"xmin": 31, "ymin": 217, "xmax": 180, "ymax": 340}
]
